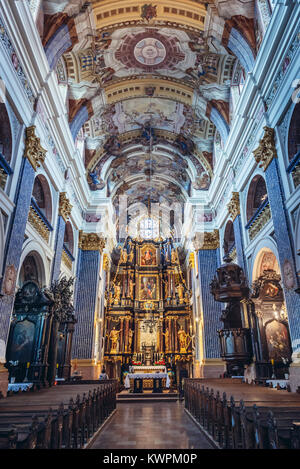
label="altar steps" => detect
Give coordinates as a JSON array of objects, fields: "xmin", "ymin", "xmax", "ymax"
[{"xmin": 117, "ymin": 391, "xmax": 180, "ymax": 402}]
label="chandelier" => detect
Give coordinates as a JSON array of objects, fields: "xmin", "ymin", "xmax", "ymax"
[{"xmin": 141, "ymin": 311, "xmax": 162, "ymax": 334}]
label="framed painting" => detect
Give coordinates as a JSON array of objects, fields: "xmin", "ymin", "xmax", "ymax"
[
  {"xmin": 139, "ymin": 275, "xmax": 159, "ymax": 301},
  {"xmin": 140, "ymin": 245, "xmax": 157, "ymax": 266}
]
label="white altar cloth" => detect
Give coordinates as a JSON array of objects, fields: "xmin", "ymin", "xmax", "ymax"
[
  {"xmin": 8, "ymin": 383, "xmax": 33, "ymax": 392},
  {"xmin": 131, "ymin": 366, "xmax": 166, "ymax": 373},
  {"xmin": 125, "ymin": 373, "xmax": 170, "ymax": 389}
]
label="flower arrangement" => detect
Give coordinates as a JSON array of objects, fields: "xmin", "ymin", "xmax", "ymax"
[
  {"xmin": 132, "ymin": 361, "xmax": 142, "ymax": 365},
  {"xmin": 154, "ymin": 360, "xmax": 165, "ymax": 365}
]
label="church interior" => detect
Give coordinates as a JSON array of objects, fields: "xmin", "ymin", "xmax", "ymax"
[{"xmin": 0, "ymin": 0, "xmax": 300, "ymax": 451}]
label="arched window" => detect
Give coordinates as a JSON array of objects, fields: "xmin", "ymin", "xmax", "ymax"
[
  {"xmin": 139, "ymin": 217, "xmax": 159, "ymax": 240},
  {"xmin": 0, "ymin": 103, "xmax": 12, "ymax": 164},
  {"xmin": 288, "ymin": 103, "xmax": 300, "ymax": 161},
  {"xmin": 223, "ymin": 220, "xmax": 235, "ymax": 254},
  {"xmin": 246, "ymin": 175, "xmax": 268, "ymax": 222},
  {"xmin": 32, "ymin": 175, "xmax": 52, "ymax": 222},
  {"xmin": 64, "ymin": 221, "xmax": 74, "ymax": 255}
]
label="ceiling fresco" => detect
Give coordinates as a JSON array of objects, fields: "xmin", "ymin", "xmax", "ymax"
[{"xmin": 40, "ymin": 0, "xmax": 259, "ymax": 212}]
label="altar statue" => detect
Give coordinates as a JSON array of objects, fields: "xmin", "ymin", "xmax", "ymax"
[
  {"xmin": 129, "ymin": 275, "xmax": 135, "ymax": 298},
  {"xmin": 171, "ymin": 249, "xmax": 177, "ymax": 264},
  {"xmin": 108, "ymin": 326, "xmax": 121, "ymax": 353},
  {"xmin": 162, "ymin": 328, "xmax": 170, "ymax": 352},
  {"xmin": 127, "ymin": 329, "xmax": 134, "ymax": 352},
  {"xmin": 113, "ymin": 282, "xmax": 121, "ymax": 305},
  {"xmin": 120, "ymin": 248, "xmax": 127, "ymax": 263},
  {"xmin": 176, "ymin": 283, "xmax": 185, "ymax": 303},
  {"xmin": 178, "ymin": 326, "xmax": 190, "ymax": 353}
]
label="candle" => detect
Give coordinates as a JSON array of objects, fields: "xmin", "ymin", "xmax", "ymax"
[{"xmin": 26, "ymin": 362, "xmax": 30, "ymax": 369}]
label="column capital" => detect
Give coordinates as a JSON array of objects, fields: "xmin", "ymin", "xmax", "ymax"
[
  {"xmin": 253, "ymin": 126, "xmax": 277, "ymax": 171},
  {"xmin": 59, "ymin": 192, "xmax": 72, "ymax": 222},
  {"xmin": 79, "ymin": 231, "xmax": 105, "ymax": 252},
  {"xmin": 24, "ymin": 126, "xmax": 47, "ymax": 171},
  {"xmin": 227, "ymin": 192, "xmax": 240, "ymax": 221},
  {"xmin": 193, "ymin": 229, "xmax": 220, "ymax": 251}
]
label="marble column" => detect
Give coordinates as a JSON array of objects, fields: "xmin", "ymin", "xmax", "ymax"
[
  {"xmin": 50, "ymin": 193, "xmax": 72, "ymax": 282},
  {"xmin": 227, "ymin": 192, "xmax": 247, "ymax": 273},
  {"xmin": 72, "ymin": 231, "xmax": 105, "ymax": 379},
  {"xmin": 0, "ymin": 126, "xmax": 46, "ymax": 396},
  {"xmin": 253, "ymin": 127, "xmax": 300, "ymax": 390},
  {"xmin": 193, "ymin": 230, "xmax": 224, "ymax": 378}
]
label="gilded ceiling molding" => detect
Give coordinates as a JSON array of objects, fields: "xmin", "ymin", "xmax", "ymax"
[
  {"xmin": 79, "ymin": 231, "xmax": 106, "ymax": 252},
  {"xmin": 193, "ymin": 229, "xmax": 220, "ymax": 251},
  {"xmin": 59, "ymin": 192, "xmax": 73, "ymax": 222},
  {"xmin": 24, "ymin": 126, "xmax": 47, "ymax": 171},
  {"xmin": 91, "ymin": 0, "xmax": 206, "ymax": 32},
  {"xmin": 227, "ymin": 192, "xmax": 240, "ymax": 221},
  {"xmin": 253, "ymin": 126, "xmax": 277, "ymax": 171}
]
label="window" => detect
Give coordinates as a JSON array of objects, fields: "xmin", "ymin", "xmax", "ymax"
[{"xmin": 139, "ymin": 217, "xmax": 159, "ymax": 240}]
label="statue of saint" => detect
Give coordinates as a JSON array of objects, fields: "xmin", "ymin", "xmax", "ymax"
[
  {"xmin": 162, "ymin": 328, "xmax": 170, "ymax": 351},
  {"xmin": 127, "ymin": 329, "xmax": 134, "ymax": 351},
  {"xmin": 113, "ymin": 282, "xmax": 121, "ymax": 305},
  {"xmin": 171, "ymin": 249, "xmax": 177, "ymax": 264},
  {"xmin": 129, "ymin": 276, "xmax": 135, "ymax": 298},
  {"xmin": 176, "ymin": 283, "xmax": 185, "ymax": 303},
  {"xmin": 120, "ymin": 248, "xmax": 127, "ymax": 263},
  {"xmin": 107, "ymin": 326, "xmax": 122, "ymax": 353},
  {"xmin": 178, "ymin": 326, "xmax": 190, "ymax": 353}
]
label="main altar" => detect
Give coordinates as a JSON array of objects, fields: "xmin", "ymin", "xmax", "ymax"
[{"xmin": 103, "ymin": 236, "xmax": 193, "ymax": 388}]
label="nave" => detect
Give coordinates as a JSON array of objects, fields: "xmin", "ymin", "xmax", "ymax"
[{"xmin": 88, "ymin": 402, "xmax": 214, "ymax": 450}]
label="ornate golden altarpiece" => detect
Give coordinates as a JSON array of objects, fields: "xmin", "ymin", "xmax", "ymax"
[{"xmin": 104, "ymin": 237, "xmax": 193, "ymax": 379}]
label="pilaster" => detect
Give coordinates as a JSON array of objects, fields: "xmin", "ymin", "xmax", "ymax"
[
  {"xmin": 72, "ymin": 232, "xmax": 105, "ymax": 378},
  {"xmin": 193, "ymin": 231, "xmax": 223, "ymax": 377},
  {"xmin": 51, "ymin": 193, "xmax": 72, "ymax": 282},
  {"xmin": 0, "ymin": 126, "xmax": 46, "ymax": 347}
]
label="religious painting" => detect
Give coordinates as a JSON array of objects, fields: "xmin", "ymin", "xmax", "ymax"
[
  {"xmin": 283, "ymin": 259, "xmax": 295, "ymax": 290},
  {"xmin": 7, "ymin": 319, "xmax": 35, "ymax": 363},
  {"xmin": 139, "ymin": 275, "xmax": 159, "ymax": 301},
  {"xmin": 2, "ymin": 264, "xmax": 16, "ymax": 295},
  {"xmin": 140, "ymin": 246, "xmax": 156, "ymax": 266},
  {"xmin": 265, "ymin": 320, "xmax": 291, "ymax": 362}
]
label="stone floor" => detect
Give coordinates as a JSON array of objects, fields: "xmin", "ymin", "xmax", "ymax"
[{"xmin": 89, "ymin": 401, "xmax": 214, "ymax": 449}]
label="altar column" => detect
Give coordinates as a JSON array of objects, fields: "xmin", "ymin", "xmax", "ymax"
[
  {"xmin": 194, "ymin": 230, "xmax": 224, "ymax": 378},
  {"xmin": 227, "ymin": 192, "xmax": 247, "ymax": 273},
  {"xmin": 50, "ymin": 193, "xmax": 72, "ymax": 282},
  {"xmin": 253, "ymin": 127, "xmax": 300, "ymax": 391},
  {"xmin": 72, "ymin": 232, "xmax": 105, "ymax": 379},
  {"xmin": 0, "ymin": 126, "xmax": 46, "ymax": 397}
]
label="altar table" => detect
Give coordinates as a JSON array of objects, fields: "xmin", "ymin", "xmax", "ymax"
[{"xmin": 125, "ymin": 373, "xmax": 170, "ymax": 389}]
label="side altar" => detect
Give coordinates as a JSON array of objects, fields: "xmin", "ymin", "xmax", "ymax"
[{"xmin": 103, "ymin": 236, "xmax": 193, "ymax": 387}]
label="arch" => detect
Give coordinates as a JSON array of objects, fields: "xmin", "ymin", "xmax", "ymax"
[
  {"xmin": 246, "ymin": 174, "xmax": 267, "ymax": 222},
  {"xmin": 64, "ymin": 221, "xmax": 74, "ymax": 255},
  {"xmin": 0, "ymin": 103, "xmax": 13, "ymax": 164},
  {"xmin": 18, "ymin": 244, "xmax": 48, "ymax": 288},
  {"xmin": 287, "ymin": 102, "xmax": 300, "ymax": 162},
  {"xmin": 0, "ymin": 211, "xmax": 5, "ymax": 278},
  {"xmin": 251, "ymin": 243, "xmax": 280, "ymax": 283},
  {"xmin": 32, "ymin": 174, "xmax": 53, "ymax": 223},
  {"xmin": 223, "ymin": 219, "xmax": 235, "ymax": 253}
]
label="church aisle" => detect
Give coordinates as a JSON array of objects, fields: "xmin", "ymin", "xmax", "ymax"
[{"xmin": 89, "ymin": 401, "xmax": 215, "ymax": 449}]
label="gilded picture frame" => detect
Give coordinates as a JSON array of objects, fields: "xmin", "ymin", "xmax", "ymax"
[{"xmin": 138, "ymin": 274, "xmax": 159, "ymax": 301}]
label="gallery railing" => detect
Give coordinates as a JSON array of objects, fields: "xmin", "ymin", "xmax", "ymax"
[
  {"xmin": 287, "ymin": 150, "xmax": 300, "ymax": 189},
  {"xmin": 28, "ymin": 197, "xmax": 53, "ymax": 242},
  {"xmin": 245, "ymin": 198, "xmax": 271, "ymax": 241},
  {"xmin": 184, "ymin": 379, "xmax": 300, "ymax": 449}
]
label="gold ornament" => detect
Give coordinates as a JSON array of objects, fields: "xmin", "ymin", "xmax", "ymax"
[
  {"xmin": 227, "ymin": 192, "xmax": 240, "ymax": 221},
  {"xmin": 253, "ymin": 126, "xmax": 277, "ymax": 171},
  {"xmin": 24, "ymin": 126, "xmax": 47, "ymax": 171},
  {"xmin": 79, "ymin": 231, "xmax": 105, "ymax": 252},
  {"xmin": 193, "ymin": 229, "xmax": 219, "ymax": 250},
  {"xmin": 59, "ymin": 192, "xmax": 72, "ymax": 222}
]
